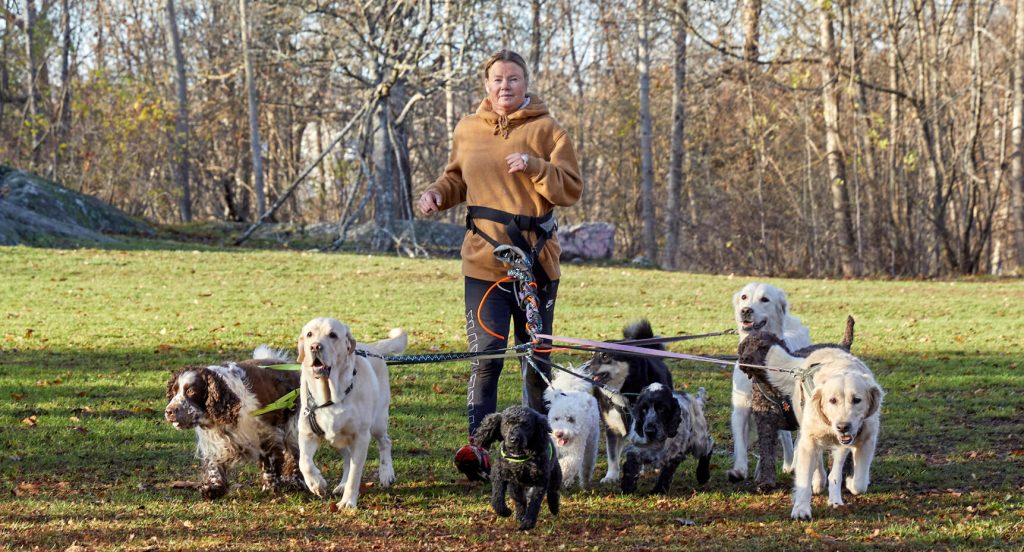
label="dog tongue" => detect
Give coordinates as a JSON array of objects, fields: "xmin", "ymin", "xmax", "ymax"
[{"xmin": 556, "ymin": 437, "xmax": 568, "ymax": 446}]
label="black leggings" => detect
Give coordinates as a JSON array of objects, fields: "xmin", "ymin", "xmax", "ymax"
[{"xmin": 465, "ymin": 276, "xmax": 559, "ymax": 437}]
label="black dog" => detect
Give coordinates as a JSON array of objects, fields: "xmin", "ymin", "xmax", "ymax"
[
  {"xmin": 589, "ymin": 319, "xmax": 674, "ymax": 483},
  {"xmin": 475, "ymin": 405, "xmax": 562, "ymax": 530},
  {"xmin": 737, "ymin": 316, "xmax": 856, "ymax": 491},
  {"xmin": 621, "ymin": 383, "xmax": 714, "ymax": 494}
]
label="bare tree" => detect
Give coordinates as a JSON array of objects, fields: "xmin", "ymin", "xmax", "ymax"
[
  {"xmin": 1013, "ymin": 0, "xmax": 1024, "ymax": 270},
  {"xmin": 664, "ymin": 0, "xmax": 688, "ymax": 269},
  {"xmin": 165, "ymin": 0, "xmax": 192, "ymax": 222},
  {"xmin": 239, "ymin": 0, "xmax": 265, "ymax": 217},
  {"xmin": 819, "ymin": 0, "xmax": 859, "ymax": 277},
  {"xmin": 638, "ymin": 0, "xmax": 656, "ymax": 262}
]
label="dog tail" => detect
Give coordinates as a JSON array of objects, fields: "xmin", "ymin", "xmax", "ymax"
[
  {"xmin": 623, "ymin": 319, "xmax": 664, "ymax": 350},
  {"xmin": 370, "ymin": 328, "xmax": 408, "ymax": 356},
  {"xmin": 253, "ymin": 345, "xmax": 290, "ymax": 362},
  {"xmin": 841, "ymin": 315, "xmax": 855, "ymax": 350}
]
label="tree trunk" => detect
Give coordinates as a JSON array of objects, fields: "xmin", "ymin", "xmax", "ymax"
[
  {"xmin": 819, "ymin": 1, "xmax": 858, "ymax": 277},
  {"xmin": 23, "ymin": 0, "xmax": 39, "ymax": 168},
  {"xmin": 240, "ymin": 0, "xmax": 265, "ymax": 218},
  {"xmin": 1013, "ymin": 0, "xmax": 1024, "ymax": 271},
  {"xmin": 52, "ymin": 0, "xmax": 72, "ymax": 180},
  {"xmin": 664, "ymin": 0, "xmax": 688, "ymax": 270},
  {"xmin": 530, "ymin": 0, "xmax": 542, "ymax": 77},
  {"xmin": 742, "ymin": 0, "xmax": 761, "ymax": 62},
  {"xmin": 637, "ymin": 0, "xmax": 657, "ymax": 262},
  {"xmin": 165, "ymin": 0, "xmax": 192, "ymax": 222}
]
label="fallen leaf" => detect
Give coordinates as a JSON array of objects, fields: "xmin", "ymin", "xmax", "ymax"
[
  {"xmin": 11, "ymin": 393, "xmax": 24, "ymax": 401},
  {"xmin": 14, "ymin": 482, "xmax": 41, "ymax": 496},
  {"xmin": 166, "ymin": 480, "xmax": 198, "ymax": 489},
  {"xmin": 63, "ymin": 544, "xmax": 87, "ymax": 552},
  {"xmin": 69, "ymin": 416, "xmax": 80, "ymax": 423},
  {"xmin": 21, "ymin": 415, "xmax": 37, "ymax": 427},
  {"xmin": 70, "ymin": 426, "xmax": 89, "ymax": 434},
  {"xmin": 328, "ymin": 502, "xmax": 339, "ymax": 512},
  {"xmin": 431, "ymin": 383, "xmax": 444, "ymax": 394},
  {"xmin": 24, "ymin": 328, "xmax": 34, "ymax": 338}
]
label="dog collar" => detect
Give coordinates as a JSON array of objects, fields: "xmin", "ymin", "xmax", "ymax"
[
  {"xmin": 500, "ymin": 440, "xmax": 555, "ymax": 463},
  {"xmin": 304, "ymin": 367, "xmax": 357, "ymax": 437}
]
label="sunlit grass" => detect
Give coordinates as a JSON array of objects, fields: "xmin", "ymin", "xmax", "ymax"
[{"xmin": 1, "ymin": 244, "xmax": 1023, "ymax": 549}]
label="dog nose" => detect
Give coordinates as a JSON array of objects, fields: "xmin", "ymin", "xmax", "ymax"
[
  {"xmin": 310, "ymin": 343, "xmax": 323, "ymax": 354},
  {"xmin": 164, "ymin": 408, "xmax": 176, "ymax": 422},
  {"xmin": 740, "ymin": 307, "xmax": 753, "ymax": 317},
  {"xmin": 836, "ymin": 422, "xmax": 851, "ymax": 433},
  {"xmin": 552, "ymin": 430, "xmax": 563, "ymax": 438}
]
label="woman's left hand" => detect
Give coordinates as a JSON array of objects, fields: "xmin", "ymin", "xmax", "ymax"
[{"xmin": 505, "ymin": 153, "xmax": 530, "ymax": 174}]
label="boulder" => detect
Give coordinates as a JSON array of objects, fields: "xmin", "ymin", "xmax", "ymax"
[
  {"xmin": 0, "ymin": 166, "xmax": 153, "ymax": 246},
  {"xmin": 558, "ymin": 222, "xmax": 615, "ymax": 261}
]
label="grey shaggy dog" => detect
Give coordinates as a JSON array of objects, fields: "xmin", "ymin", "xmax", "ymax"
[
  {"xmin": 737, "ymin": 316, "xmax": 855, "ymax": 492},
  {"xmin": 621, "ymin": 383, "xmax": 713, "ymax": 494},
  {"xmin": 475, "ymin": 405, "xmax": 563, "ymax": 530}
]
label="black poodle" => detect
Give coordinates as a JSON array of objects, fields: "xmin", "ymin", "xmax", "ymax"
[
  {"xmin": 621, "ymin": 383, "xmax": 714, "ymax": 494},
  {"xmin": 475, "ymin": 405, "xmax": 563, "ymax": 530}
]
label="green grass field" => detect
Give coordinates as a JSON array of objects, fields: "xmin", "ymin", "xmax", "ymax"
[{"xmin": 1, "ymin": 244, "xmax": 1022, "ymax": 550}]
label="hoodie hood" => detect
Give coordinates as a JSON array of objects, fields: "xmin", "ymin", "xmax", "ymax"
[{"xmin": 477, "ymin": 95, "xmax": 550, "ymax": 138}]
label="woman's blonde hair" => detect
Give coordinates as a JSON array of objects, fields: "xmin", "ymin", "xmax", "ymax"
[{"xmin": 482, "ymin": 49, "xmax": 529, "ymax": 83}]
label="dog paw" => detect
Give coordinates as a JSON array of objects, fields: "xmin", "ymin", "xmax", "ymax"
[
  {"xmin": 378, "ymin": 465, "xmax": 396, "ymax": 488},
  {"xmin": 306, "ymin": 476, "xmax": 329, "ymax": 499},
  {"xmin": 199, "ymin": 483, "xmax": 228, "ymax": 500},
  {"xmin": 494, "ymin": 505, "xmax": 513, "ymax": 518},
  {"xmin": 790, "ymin": 503, "xmax": 813, "ymax": 521},
  {"xmin": 828, "ymin": 497, "xmax": 845, "ymax": 509},
  {"xmin": 755, "ymin": 481, "xmax": 776, "ymax": 494},
  {"xmin": 781, "ymin": 461, "xmax": 795, "ymax": 474},
  {"xmin": 726, "ymin": 469, "xmax": 746, "ymax": 482},
  {"xmin": 600, "ymin": 473, "xmax": 620, "ymax": 484},
  {"xmin": 336, "ymin": 498, "xmax": 358, "ymax": 509},
  {"xmin": 517, "ymin": 519, "xmax": 537, "ymax": 531},
  {"xmin": 846, "ymin": 476, "xmax": 868, "ymax": 495}
]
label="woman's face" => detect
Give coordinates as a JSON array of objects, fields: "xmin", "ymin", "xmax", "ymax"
[{"xmin": 485, "ymin": 61, "xmax": 528, "ymax": 116}]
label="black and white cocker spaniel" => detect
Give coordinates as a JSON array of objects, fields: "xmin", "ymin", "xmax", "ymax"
[
  {"xmin": 164, "ymin": 347, "xmax": 302, "ymax": 499},
  {"xmin": 475, "ymin": 405, "xmax": 563, "ymax": 530},
  {"xmin": 621, "ymin": 383, "xmax": 714, "ymax": 494}
]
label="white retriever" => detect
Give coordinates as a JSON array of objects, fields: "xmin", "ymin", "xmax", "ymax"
[
  {"xmin": 728, "ymin": 283, "xmax": 811, "ymax": 482},
  {"xmin": 759, "ymin": 345, "xmax": 884, "ymax": 520},
  {"xmin": 296, "ymin": 317, "xmax": 406, "ymax": 509}
]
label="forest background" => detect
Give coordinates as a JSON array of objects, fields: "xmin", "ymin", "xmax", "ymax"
[{"xmin": 3, "ymin": 0, "xmax": 1024, "ymax": 278}]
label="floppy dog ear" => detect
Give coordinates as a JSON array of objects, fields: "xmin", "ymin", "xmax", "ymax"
[
  {"xmin": 474, "ymin": 412, "xmax": 503, "ymax": 449},
  {"xmin": 166, "ymin": 369, "xmax": 183, "ymax": 400},
  {"xmin": 665, "ymin": 397, "xmax": 682, "ymax": 439},
  {"xmin": 529, "ymin": 410, "xmax": 553, "ymax": 453},
  {"xmin": 812, "ymin": 387, "xmax": 830, "ymax": 426},
  {"xmin": 346, "ymin": 328, "xmax": 356, "ymax": 356},
  {"xmin": 203, "ymin": 369, "xmax": 241, "ymax": 425},
  {"xmin": 296, "ymin": 334, "xmax": 306, "ymax": 364},
  {"xmin": 864, "ymin": 380, "xmax": 884, "ymax": 419}
]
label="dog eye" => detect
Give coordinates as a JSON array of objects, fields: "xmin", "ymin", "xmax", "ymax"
[
  {"xmin": 829, "ymin": 397, "xmax": 838, "ymax": 404},
  {"xmin": 760, "ymin": 297, "xmax": 770, "ymax": 303},
  {"xmin": 852, "ymin": 397, "xmax": 862, "ymax": 404},
  {"xmin": 329, "ymin": 332, "xmax": 338, "ymax": 339},
  {"xmin": 186, "ymin": 387, "xmax": 196, "ymax": 397},
  {"xmin": 741, "ymin": 294, "xmax": 748, "ymax": 300},
  {"xmin": 306, "ymin": 331, "xmax": 313, "ymax": 337},
  {"xmin": 567, "ymin": 416, "xmax": 575, "ymax": 424}
]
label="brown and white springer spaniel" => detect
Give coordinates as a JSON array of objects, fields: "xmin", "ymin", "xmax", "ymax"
[{"xmin": 164, "ymin": 346, "xmax": 303, "ymax": 499}]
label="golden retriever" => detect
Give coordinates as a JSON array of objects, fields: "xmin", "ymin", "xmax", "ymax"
[{"xmin": 760, "ymin": 345, "xmax": 884, "ymax": 520}]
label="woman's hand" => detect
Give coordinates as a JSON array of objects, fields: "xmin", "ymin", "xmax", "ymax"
[
  {"xmin": 418, "ymin": 190, "xmax": 442, "ymax": 215},
  {"xmin": 505, "ymin": 153, "xmax": 530, "ymax": 174}
]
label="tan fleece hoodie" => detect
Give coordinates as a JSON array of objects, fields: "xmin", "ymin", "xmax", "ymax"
[{"xmin": 427, "ymin": 95, "xmax": 583, "ymax": 282}]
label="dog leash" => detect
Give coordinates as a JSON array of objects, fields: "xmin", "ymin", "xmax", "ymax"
[{"xmin": 536, "ymin": 333, "xmax": 799, "ymax": 375}]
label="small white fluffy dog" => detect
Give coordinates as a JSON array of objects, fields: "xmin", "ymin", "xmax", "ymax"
[
  {"xmin": 729, "ymin": 283, "xmax": 811, "ymax": 482},
  {"xmin": 544, "ymin": 368, "xmax": 601, "ymax": 488},
  {"xmin": 296, "ymin": 317, "xmax": 406, "ymax": 509},
  {"xmin": 758, "ymin": 344, "xmax": 884, "ymax": 520}
]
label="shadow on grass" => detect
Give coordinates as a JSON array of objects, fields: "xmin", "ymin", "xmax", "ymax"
[{"xmin": 1, "ymin": 347, "xmax": 1022, "ymax": 500}]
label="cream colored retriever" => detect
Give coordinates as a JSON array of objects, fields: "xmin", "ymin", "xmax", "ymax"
[
  {"xmin": 729, "ymin": 283, "xmax": 811, "ymax": 482},
  {"xmin": 296, "ymin": 317, "xmax": 406, "ymax": 509},
  {"xmin": 761, "ymin": 345, "xmax": 884, "ymax": 520}
]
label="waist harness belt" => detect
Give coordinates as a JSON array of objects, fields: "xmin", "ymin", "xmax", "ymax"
[{"xmin": 466, "ymin": 205, "xmax": 557, "ymax": 286}]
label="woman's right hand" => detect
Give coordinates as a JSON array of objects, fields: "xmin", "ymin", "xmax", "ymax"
[{"xmin": 418, "ymin": 190, "xmax": 442, "ymax": 216}]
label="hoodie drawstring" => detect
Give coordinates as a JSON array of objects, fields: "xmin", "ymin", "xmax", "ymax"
[{"xmin": 494, "ymin": 115, "xmax": 511, "ymax": 139}]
